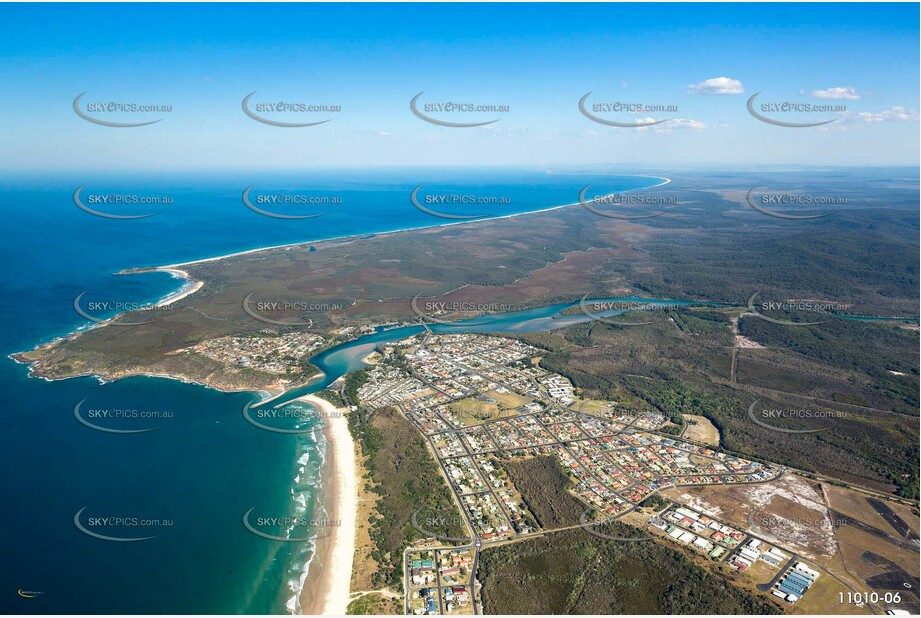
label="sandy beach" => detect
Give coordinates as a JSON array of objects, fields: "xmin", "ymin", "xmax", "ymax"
[
  {"xmin": 83, "ymin": 176, "xmax": 672, "ymax": 331},
  {"xmin": 296, "ymin": 394, "xmax": 357, "ymax": 615},
  {"xmin": 155, "ymin": 176, "xmax": 671, "ymax": 270},
  {"xmin": 155, "ymin": 268, "xmax": 204, "ymax": 307}
]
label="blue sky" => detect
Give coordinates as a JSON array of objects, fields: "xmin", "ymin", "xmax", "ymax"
[{"xmin": 0, "ymin": 3, "xmax": 917, "ymax": 171}]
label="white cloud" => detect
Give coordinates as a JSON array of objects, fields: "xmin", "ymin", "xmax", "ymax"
[
  {"xmin": 353, "ymin": 130, "xmax": 396, "ymax": 138},
  {"xmin": 686, "ymin": 77, "xmax": 744, "ymax": 95},
  {"xmin": 477, "ymin": 125, "xmax": 527, "ymax": 138},
  {"xmin": 811, "ymin": 86, "xmax": 860, "ymax": 100},
  {"xmin": 821, "ymin": 106, "xmax": 921, "ymax": 130},
  {"xmin": 668, "ymin": 118, "xmax": 707, "ymax": 130},
  {"xmin": 636, "ymin": 118, "xmax": 708, "ymax": 133},
  {"xmin": 851, "ymin": 106, "xmax": 919, "ymax": 123}
]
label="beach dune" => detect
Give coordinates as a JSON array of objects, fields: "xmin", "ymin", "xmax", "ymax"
[{"xmin": 296, "ymin": 395, "xmax": 357, "ymax": 615}]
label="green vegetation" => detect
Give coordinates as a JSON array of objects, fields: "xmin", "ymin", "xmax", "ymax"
[
  {"xmin": 659, "ymin": 423, "xmax": 684, "ymax": 436},
  {"xmin": 640, "ymin": 495, "xmax": 669, "ymax": 510},
  {"xmin": 501, "ymin": 455, "xmax": 586, "ymax": 528},
  {"xmin": 527, "ymin": 301, "xmax": 918, "ymax": 498},
  {"xmin": 314, "ymin": 389, "xmax": 345, "ymax": 407},
  {"xmin": 345, "ymin": 369, "xmax": 369, "ymax": 406},
  {"xmin": 739, "ymin": 316, "xmax": 919, "ymax": 414},
  {"xmin": 346, "ymin": 593, "xmax": 401, "ymax": 615},
  {"xmin": 624, "ymin": 377, "xmax": 714, "ymax": 426},
  {"xmin": 670, "ymin": 309, "xmax": 735, "ymax": 338},
  {"xmin": 896, "ymin": 473, "xmax": 919, "ymax": 500},
  {"xmin": 21, "ymin": 171, "xmax": 917, "ymax": 501},
  {"xmin": 347, "ymin": 405, "xmax": 467, "ymax": 590},
  {"xmin": 620, "ymin": 206, "xmax": 918, "ymax": 319},
  {"xmin": 478, "ymin": 524, "xmax": 780, "ymax": 614}
]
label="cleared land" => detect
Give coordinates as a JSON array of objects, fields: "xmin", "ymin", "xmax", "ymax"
[
  {"xmin": 684, "ymin": 414, "xmax": 721, "ymax": 446},
  {"xmin": 16, "ymin": 171, "xmax": 919, "ymax": 613},
  {"xmin": 448, "ymin": 390, "xmax": 531, "ymax": 425}
]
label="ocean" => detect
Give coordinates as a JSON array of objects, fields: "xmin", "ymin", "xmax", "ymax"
[{"xmin": 0, "ymin": 170, "xmax": 663, "ymax": 614}]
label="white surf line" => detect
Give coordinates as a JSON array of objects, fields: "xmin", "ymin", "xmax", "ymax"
[
  {"xmin": 153, "ymin": 176, "xmax": 672, "ymax": 271},
  {"xmin": 46, "ymin": 175, "xmax": 672, "ymax": 341}
]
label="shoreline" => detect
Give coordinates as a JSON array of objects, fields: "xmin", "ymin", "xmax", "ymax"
[
  {"xmin": 296, "ymin": 394, "xmax": 357, "ymax": 616},
  {"xmin": 99, "ymin": 176, "xmax": 672, "ymax": 332},
  {"xmin": 7, "ymin": 348, "xmax": 320, "ymax": 402},
  {"xmin": 14, "ymin": 175, "xmax": 672, "ymax": 355},
  {"xmin": 14, "ymin": 176, "xmax": 663, "ymax": 613},
  {"xmin": 155, "ymin": 268, "xmax": 204, "ymax": 307},
  {"xmin": 152, "ymin": 176, "xmax": 671, "ymax": 271}
]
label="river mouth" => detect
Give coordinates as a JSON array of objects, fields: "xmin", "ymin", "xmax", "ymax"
[
  {"xmin": 261, "ymin": 297, "xmax": 722, "ymax": 408},
  {"xmin": 261, "ymin": 296, "xmax": 917, "ymax": 411}
]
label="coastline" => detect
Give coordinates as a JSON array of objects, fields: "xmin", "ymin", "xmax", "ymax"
[
  {"xmin": 151, "ymin": 176, "xmax": 671, "ymax": 271},
  {"xmin": 13, "ymin": 174, "xmax": 665, "ymax": 613},
  {"xmin": 21, "ymin": 175, "xmax": 673, "ymax": 351},
  {"xmin": 155, "ymin": 268, "xmax": 204, "ymax": 307},
  {"xmin": 296, "ymin": 394, "xmax": 357, "ymax": 615}
]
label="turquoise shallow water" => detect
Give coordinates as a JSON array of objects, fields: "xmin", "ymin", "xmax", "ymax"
[
  {"xmin": 268, "ymin": 297, "xmax": 720, "ymax": 407},
  {"xmin": 0, "ymin": 171, "xmax": 667, "ymax": 614},
  {"xmin": 2, "ymin": 170, "xmax": 912, "ymax": 614}
]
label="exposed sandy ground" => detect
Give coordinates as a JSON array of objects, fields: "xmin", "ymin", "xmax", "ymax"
[
  {"xmin": 663, "ymin": 473, "xmax": 839, "ymax": 559},
  {"xmin": 736, "ymin": 334, "xmax": 765, "ymax": 349},
  {"xmin": 682, "ymin": 414, "xmax": 721, "ymax": 446},
  {"xmin": 298, "ymin": 395, "xmax": 357, "ymax": 615}
]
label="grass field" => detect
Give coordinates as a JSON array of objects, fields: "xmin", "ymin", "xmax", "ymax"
[
  {"xmin": 449, "ymin": 389, "xmax": 533, "ymax": 425},
  {"xmin": 490, "ymin": 389, "xmax": 532, "ymax": 409},
  {"xmin": 568, "ymin": 397, "xmax": 620, "ymax": 415},
  {"xmin": 791, "ymin": 567, "xmax": 870, "ymax": 615},
  {"xmin": 346, "ymin": 592, "xmax": 402, "ymax": 615},
  {"xmin": 449, "ymin": 396, "xmax": 501, "ymax": 425}
]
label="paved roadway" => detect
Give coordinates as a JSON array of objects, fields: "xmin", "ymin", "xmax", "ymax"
[
  {"xmin": 371, "ymin": 337, "xmax": 907, "ymax": 615},
  {"xmin": 395, "ymin": 342, "xmax": 783, "ymax": 614}
]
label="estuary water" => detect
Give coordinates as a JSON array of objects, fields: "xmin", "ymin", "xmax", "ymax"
[{"xmin": 0, "ymin": 170, "xmax": 666, "ymax": 614}]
